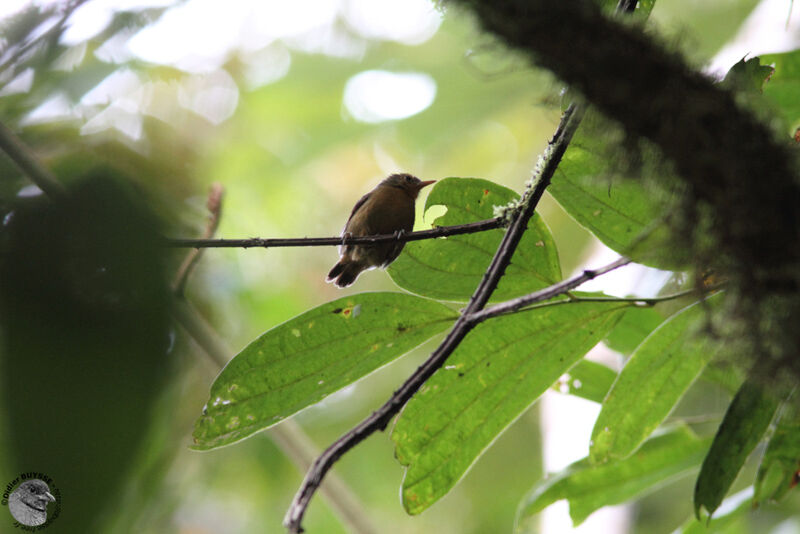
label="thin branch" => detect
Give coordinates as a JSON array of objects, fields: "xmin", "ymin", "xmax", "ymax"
[
  {"xmin": 0, "ymin": 120, "xmax": 66, "ymax": 200},
  {"xmin": 165, "ymin": 217, "xmax": 505, "ymax": 249},
  {"xmin": 480, "ymin": 280, "xmax": 726, "ymax": 320},
  {"xmin": 173, "ymin": 183, "xmax": 225, "ymax": 296},
  {"xmin": 284, "ymin": 102, "xmax": 586, "ymax": 534},
  {"xmin": 467, "ymin": 256, "xmax": 631, "ymax": 323},
  {"xmin": 564, "ymin": 284, "xmax": 725, "ymax": 306}
]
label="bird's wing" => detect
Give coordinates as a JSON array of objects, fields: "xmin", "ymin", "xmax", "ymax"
[{"xmin": 344, "ymin": 191, "xmax": 372, "ymax": 230}]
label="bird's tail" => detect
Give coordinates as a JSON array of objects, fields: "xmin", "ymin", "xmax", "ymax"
[{"xmin": 327, "ymin": 260, "xmax": 365, "ymax": 288}]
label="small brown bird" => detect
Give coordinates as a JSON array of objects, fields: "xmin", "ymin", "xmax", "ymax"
[
  {"xmin": 327, "ymin": 173, "xmax": 435, "ymax": 287},
  {"xmin": 8, "ymin": 479, "xmax": 55, "ymax": 527}
]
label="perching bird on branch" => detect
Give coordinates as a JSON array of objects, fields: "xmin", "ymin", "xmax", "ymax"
[{"xmin": 327, "ymin": 173, "xmax": 435, "ymax": 287}]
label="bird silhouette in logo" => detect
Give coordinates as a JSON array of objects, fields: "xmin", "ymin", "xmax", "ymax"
[{"xmin": 8, "ymin": 479, "xmax": 55, "ymax": 526}]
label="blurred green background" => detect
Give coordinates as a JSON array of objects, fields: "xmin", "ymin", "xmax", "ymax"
[{"xmin": 1, "ymin": 0, "xmax": 797, "ymax": 532}]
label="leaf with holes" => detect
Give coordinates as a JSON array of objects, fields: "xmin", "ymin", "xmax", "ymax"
[
  {"xmin": 192, "ymin": 292, "xmax": 457, "ymax": 450},
  {"xmin": 393, "ymin": 300, "xmax": 627, "ymax": 514},
  {"xmin": 388, "ymin": 177, "xmax": 561, "ymax": 301}
]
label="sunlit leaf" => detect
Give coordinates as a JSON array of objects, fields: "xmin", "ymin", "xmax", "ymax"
[
  {"xmin": 393, "ymin": 300, "xmax": 627, "ymax": 514},
  {"xmin": 516, "ymin": 426, "xmax": 710, "ymax": 531},
  {"xmin": 591, "ymin": 295, "xmax": 723, "ymax": 463},
  {"xmin": 694, "ymin": 380, "xmax": 781, "ymax": 518},
  {"xmin": 192, "ymin": 292, "xmax": 457, "ymax": 450},
  {"xmin": 388, "ymin": 177, "xmax": 561, "ymax": 301}
]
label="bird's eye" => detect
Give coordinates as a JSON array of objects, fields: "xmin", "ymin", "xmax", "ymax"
[
  {"xmin": 405, "ymin": 175, "xmax": 412, "ymax": 182},
  {"xmin": 29, "ymin": 487, "xmax": 35, "ymax": 493}
]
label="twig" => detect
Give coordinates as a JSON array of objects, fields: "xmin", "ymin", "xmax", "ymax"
[
  {"xmin": 173, "ymin": 183, "xmax": 225, "ymax": 296},
  {"xmin": 0, "ymin": 120, "xmax": 66, "ymax": 200},
  {"xmin": 284, "ymin": 102, "xmax": 586, "ymax": 534},
  {"xmin": 477, "ymin": 279, "xmax": 725, "ymax": 320},
  {"xmin": 165, "ymin": 217, "xmax": 505, "ymax": 249},
  {"xmin": 468, "ymin": 256, "xmax": 631, "ymax": 323}
]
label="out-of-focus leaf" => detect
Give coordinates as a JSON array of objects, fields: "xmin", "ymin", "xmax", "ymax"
[
  {"xmin": 679, "ymin": 487, "xmax": 753, "ymax": 534},
  {"xmin": 0, "ymin": 172, "xmax": 172, "ymax": 533},
  {"xmin": 694, "ymin": 380, "xmax": 781, "ymax": 518},
  {"xmin": 192, "ymin": 292, "xmax": 457, "ymax": 450},
  {"xmin": 754, "ymin": 396, "xmax": 800, "ymax": 505},
  {"xmin": 553, "ymin": 359, "xmax": 617, "ymax": 404},
  {"xmin": 388, "ymin": 177, "xmax": 561, "ymax": 302},
  {"xmin": 700, "ymin": 361, "xmax": 746, "ymax": 396},
  {"xmin": 597, "ymin": 0, "xmax": 656, "ymax": 17},
  {"xmin": 516, "ymin": 426, "xmax": 710, "ymax": 531},
  {"xmin": 393, "ymin": 301, "xmax": 627, "ymax": 514},
  {"xmin": 604, "ymin": 304, "xmax": 665, "ymax": 355},
  {"xmin": 761, "ymin": 50, "xmax": 800, "ymax": 129},
  {"xmin": 548, "ymin": 141, "xmax": 684, "ymax": 270},
  {"xmin": 591, "ymin": 295, "xmax": 723, "ymax": 463}
]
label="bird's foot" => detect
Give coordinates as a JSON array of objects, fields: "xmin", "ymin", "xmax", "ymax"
[{"xmin": 392, "ymin": 229, "xmax": 407, "ymax": 241}]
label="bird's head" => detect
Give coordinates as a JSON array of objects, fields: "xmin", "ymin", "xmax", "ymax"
[
  {"xmin": 11, "ymin": 480, "xmax": 55, "ymax": 511},
  {"xmin": 380, "ymin": 173, "xmax": 435, "ymax": 199}
]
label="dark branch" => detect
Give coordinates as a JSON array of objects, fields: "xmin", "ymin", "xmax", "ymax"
[
  {"xmin": 165, "ymin": 217, "xmax": 505, "ymax": 249},
  {"xmin": 284, "ymin": 102, "xmax": 585, "ymax": 534}
]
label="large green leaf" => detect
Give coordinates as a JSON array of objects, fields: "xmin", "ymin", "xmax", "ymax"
[
  {"xmin": 392, "ymin": 300, "xmax": 627, "ymax": 514},
  {"xmin": 591, "ymin": 295, "xmax": 723, "ymax": 463},
  {"xmin": 516, "ymin": 426, "xmax": 710, "ymax": 530},
  {"xmin": 192, "ymin": 292, "xmax": 457, "ymax": 450},
  {"xmin": 755, "ymin": 396, "xmax": 800, "ymax": 505},
  {"xmin": 694, "ymin": 380, "xmax": 781, "ymax": 518},
  {"xmin": 387, "ymin": 177, "xmax": 561, "ymax": 302},
  {"xmin": 548, "ymin": 141, "xmax": 682, "ymax": 269},
  {"xmin": 761, "ymin": 50, "xmax": 800, "ymax": 130}
]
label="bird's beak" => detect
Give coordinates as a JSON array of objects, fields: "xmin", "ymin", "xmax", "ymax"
[
  {"xmin": 45, "ymin": 492, "xmax": 55, "ymax": 503},
  {"xmin": 418, "ymin": 180, "xmax": 436, "ymax": 189}
]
